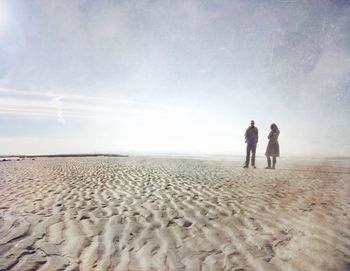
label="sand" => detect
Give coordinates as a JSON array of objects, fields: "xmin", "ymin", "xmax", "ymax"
[{"xmin": 0, "ymin": 156, "xmax": 349, "ymax": 271}]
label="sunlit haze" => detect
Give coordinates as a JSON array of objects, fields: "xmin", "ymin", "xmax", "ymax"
[{"xmin": 0, "ymin": 0, "xmax": 349, "ymax": 156}]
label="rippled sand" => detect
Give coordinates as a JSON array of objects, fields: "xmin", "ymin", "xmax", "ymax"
[{"xmin": 0, "ymin": 157, "xmax": 349, "ymax": 271}]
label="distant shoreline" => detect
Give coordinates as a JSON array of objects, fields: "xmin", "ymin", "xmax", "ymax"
[{"xmin": 0, "ymin": 154, "xmax": 128, "ymax": 159}]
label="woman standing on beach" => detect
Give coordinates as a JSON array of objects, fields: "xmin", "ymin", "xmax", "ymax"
[{"xmin": 265, "ymin": 123, "xmax": 280, "ymax": 169}]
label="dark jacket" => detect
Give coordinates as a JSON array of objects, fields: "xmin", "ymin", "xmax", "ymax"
[
  {"xmin": 265, "ymin": 130, "xmax": 280, "ymax": 157},
  {"xmin": 245, "ymin": 126, "xmax": 258, "ymax": 145}
]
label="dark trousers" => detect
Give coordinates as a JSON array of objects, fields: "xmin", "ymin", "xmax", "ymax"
[{"xmin": 245, "ymin": 144, "xmax": 256, "ymax": 166}]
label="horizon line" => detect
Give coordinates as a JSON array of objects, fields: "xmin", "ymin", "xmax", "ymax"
[{"xmin": 1, "ymin": 152, "xmax": 349, "ymax": 160}]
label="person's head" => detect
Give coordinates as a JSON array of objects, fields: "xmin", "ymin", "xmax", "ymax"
[
  {"xmin": 270, "ymin": 123, "xmax": 278, "ymax": 131},
  {"xmin": 250, "ymin": 120, "xmax": 255, "ymax": 127}
]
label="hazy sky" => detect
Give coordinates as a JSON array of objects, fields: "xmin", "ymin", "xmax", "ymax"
[{"xmin": 0, "ymin": 0, "xmax": 349, "ymax": 156}]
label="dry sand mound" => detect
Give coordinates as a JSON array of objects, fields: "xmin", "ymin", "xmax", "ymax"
[{"xmin": 0, "ymin": 157, "xmax": 349, "ymax": 271}]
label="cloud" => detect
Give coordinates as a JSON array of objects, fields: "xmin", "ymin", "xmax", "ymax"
[
  {"xmin": 0, "ymin": 87, "xmax": 187, "ymax": 122},
  {"xmin": 47, "ymin": 92, "xmax": 65, "ymax": 123}
]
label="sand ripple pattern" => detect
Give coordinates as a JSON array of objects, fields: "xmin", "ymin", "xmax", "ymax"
[{"xmin": 0, "ymin": 157, "xmax": 349, "ymax": 271}]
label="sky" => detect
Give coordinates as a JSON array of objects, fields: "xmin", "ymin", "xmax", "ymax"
[{"xmin": 0, "ymin": 0, "xmax": 349, "ymax": 156}]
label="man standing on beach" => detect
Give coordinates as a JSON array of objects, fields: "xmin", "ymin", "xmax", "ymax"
[{"xmin": 244, "ymin": 120, "xmax": 258, "ymax": 168}]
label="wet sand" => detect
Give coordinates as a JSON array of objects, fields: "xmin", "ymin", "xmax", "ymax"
[{"xmin": 0, "ymin": 156, "xmax": 349, "ymax": 271}]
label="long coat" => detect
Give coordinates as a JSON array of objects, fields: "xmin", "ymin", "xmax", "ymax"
[{"xmin": 265, "ymin": 130, "xmax": 280, "ymax": 157}]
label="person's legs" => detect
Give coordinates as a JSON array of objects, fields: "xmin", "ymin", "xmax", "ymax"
[
  {"xmin": 266, "ymin": 157, "xmax": 271, "ymax": 168},
  {"xmin": 244, "ymin": 144, "xmax": 251, "ymax": 167},
  {"xmin": 272, "ymin": 157, "xmax": 276, "ymax": 169},
  {"xmin": 251, "ymin": 144, "xmax": 256, "ymax": 167}
]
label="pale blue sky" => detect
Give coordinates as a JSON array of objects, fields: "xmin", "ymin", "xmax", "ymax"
[{"xmin": 0, "ymin": 0, "xmax": 349, "ymax": 156}]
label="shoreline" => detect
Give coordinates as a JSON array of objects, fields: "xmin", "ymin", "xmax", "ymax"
[{"xmin": 0, "ymin": 153, "xmax": 128, "ymax": 159}]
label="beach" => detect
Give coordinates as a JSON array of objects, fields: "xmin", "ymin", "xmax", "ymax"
[{"xmin": 0, "ymin": 156, "xmax": 349, "ymax": 271}]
